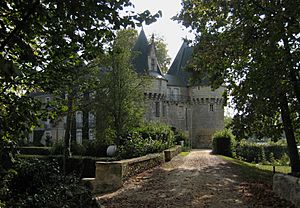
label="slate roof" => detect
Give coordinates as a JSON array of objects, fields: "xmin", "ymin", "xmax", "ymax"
[
  {"xmin": 132, "ymin": 29, "xmax": 149, "ymax": 74},
  {"xmin": 132, "ymin": 29, "xmax": 166, "ymax": 80},
  {"xmin": 167, "ymin": 40, "xmax": 193, "ymax": 86}
]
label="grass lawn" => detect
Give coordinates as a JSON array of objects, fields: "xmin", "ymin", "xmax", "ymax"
[
  {"xmin": 219, "ymin": 155, "xmax": 291, "ymax": 183},
  {"xmin": 179, "ymin": 151, "xmax": 190, "ymax": 156}
]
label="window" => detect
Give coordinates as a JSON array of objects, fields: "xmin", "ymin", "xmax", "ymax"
[
  {"xmin": 173, "ymin": 88, "xmax": 179, "ymax": 100},
  {"xmin": 76, "ymin": 111, "xmax": 83, "ymax": 128},
  {"xmin": 76, "ymin": 111, "xmax": 83, "ymax": 123},
  {"xmin": 151, "ymin": 58, "xmax": 155, "ymax": 71},
  {"xmin": 76, "ymin": 129, "xmax": 82, "ymax": 144},
  {"xmin": 89, "ymin": 112, "xmax": 96, "ymax": 128},
  {"xmin": 155, "ymin": 102, "xmax": 160, "ymax": 117},
  {"xmin": 210, "ymin": 104, "xmax": 214, "ymax": 112},
  {"xmin": 89, "ymin": 129, "xmax": 95, "ymax": 140}
]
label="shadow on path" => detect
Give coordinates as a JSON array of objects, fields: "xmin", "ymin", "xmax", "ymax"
[{"xmin": 97, "ymin": 150, "xmax": 294, "ymax": 208}]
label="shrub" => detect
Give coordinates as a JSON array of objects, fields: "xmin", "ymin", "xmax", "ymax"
[
  {"xmin": 174, "ymin": 130, "xmax": 189, "ymax": 147},
  {"xmin": 50, "ymin": 140, "xmax": 64, "ymax": 155},
  {"xmin": 212, "ymin": 129, "xmax": 236, "ymax": 157},
  {"xmin": 50, "ymin": 156, "xmax": 96, "ymax": 178},
  {"xmin": 117, "ymin": 123, "xmax": 175, "ymax": 159},
  {"xmin": 235, "ymin": 140, "xmax": 264, "ymax": 163},
  {"xmin": 50, "ymin": 140, "xmax": 86, "ymax": 156},
  {"xmin": 0, "ymin": 158, "xmax": 99, "ymax": 208},
  {"xmin": 18, "ymin": 146, "xmax": 51, "ymax": 155},
  {"xmin": 70, "ymin": 142, "xmax": 86, "ymax": 156},
  {"xmin": 133, "ymin": 122, "xmax": 174, "ymax": 146},
  {"xmin": 83, "ymin": 139, "xmax": 108, "ymax": 157},
  {"xmin": 235, "ymin": 139, "xmax": 288, "ymax": 164}
]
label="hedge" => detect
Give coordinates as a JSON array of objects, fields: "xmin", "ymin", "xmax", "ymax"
[
  {"xmin": 212, "ymin": 129, "xmax": 235, "ymax": 157},
  {"xmin": 235, "ymin": 140, "xmax": 288, "ymax": 163},
  {"xmin": 18, "ymin": 155, "xmax": 96, "ymax": 178},
  {"xmin": 18, "ymin": 146, "xmax": 51, "ymax": 155}
]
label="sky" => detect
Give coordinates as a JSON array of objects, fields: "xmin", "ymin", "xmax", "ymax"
[{"xmin": 129, "ymin": 0, "xmax": 194, "ymax": 63}]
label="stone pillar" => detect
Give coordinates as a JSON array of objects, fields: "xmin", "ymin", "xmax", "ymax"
[{"xmin": 94, "ymin": 161, "xmax": 123, "ymax": 194}]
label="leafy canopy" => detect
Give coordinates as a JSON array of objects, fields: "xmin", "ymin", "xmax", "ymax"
[{"xmin": 176, "ymin": 0, "xmax": 300, "ymax": 172}]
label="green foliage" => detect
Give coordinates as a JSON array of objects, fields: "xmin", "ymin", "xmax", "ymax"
[
  {"xmin": 51, "ymin": 140, "xmax": 85, "ymax": 156},
  {"xmin": 0, "ymin": 159, "xmax": 98, "ymax": 208},
  {"xmin": 0, "ymin": 0, "xmax": 162, "ymax": 176},
  {"xmin": 235, "ymin": 140, "xmax": 288, "ymax": 165},
  {"xmin": 220, "ymin": 156, "xmax": 291, "ymax": 183},
  {"xmin": 94, "ymin": 32, "xmax": 147, "ymax": 144},
  {"xmin": 134, "ymin": 122, "xmax": 175, "ymax": 145},
  {"xmin": 116, "ymin": 122, "xmax": 174, "ymax": 159},
  {"xmin": 50, "ymin": 139, "xmax": 108, "ymax": 157},
  {"xmin": 212, "ymin": 129, "xmax": 236, "ymax": 157},
  {"xmin": 83, "ymin": 139, "xmax": 108, "ymax": 157},
  {"xmin": 174, "ymin": 130, "xmax": 189, "ymax": 147},
  {"xmin": 50, "ymin": 140, "xmax": 65, "ymax": 155},
  {"xmin": 152, "ymin": 35, "xmax": 171, "ymax": 73},
  {"xmin": 224, "ymin": 116, "xmax": 233, "ymax": 130},
  {"xmin": 18, "ymin": 146, "xmax": 51, "ymax": 156},
  {"xmin": 176, "ymin": 0, "xmax": 300, "ymax": 171}
]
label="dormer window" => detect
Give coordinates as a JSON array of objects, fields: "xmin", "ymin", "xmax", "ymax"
[{"xmin": 151, "ymin": 58, "xmax": 155, "ymax": 71}]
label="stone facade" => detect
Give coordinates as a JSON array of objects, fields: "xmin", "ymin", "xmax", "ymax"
[{"xmin": 134, "ymin": 30, "xmax": 224, "ymax": 148}]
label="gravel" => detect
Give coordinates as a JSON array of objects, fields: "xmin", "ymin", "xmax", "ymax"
[{"xmin": 97, "ymin": 150, "xmax": 294, "ymax": 208}]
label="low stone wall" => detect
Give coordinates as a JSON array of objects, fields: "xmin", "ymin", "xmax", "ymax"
[
  {"xmin": 82, "ymin": 147, "xmax": 183, "ymax": 194},
  {"xmin": 164, "ymin": 145, "xmax": 182, "ymax": 162},
  {"xmin": 122, "ymin": 153, "xmax": 165, "ymax": 180},
  {"xmin": 85, "ymin": 152, "xmax": 165, "ymax": 194},
  {"xmin": 273, "ymin": 173, "xmax": 300, "ymax": 207}
]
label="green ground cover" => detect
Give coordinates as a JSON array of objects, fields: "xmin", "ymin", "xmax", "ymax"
[{"xmin": 220, "ymin": 155, "xmax": 290, "ymax": 182}]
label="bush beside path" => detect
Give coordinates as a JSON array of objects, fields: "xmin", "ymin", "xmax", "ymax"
[{"xmin": 97, "ymin": 150, "xmax": 294, "ymax": 208}]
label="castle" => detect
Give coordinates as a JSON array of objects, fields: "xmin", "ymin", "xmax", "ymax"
[
  {"xmin": 133, "ymin": 29, "xmax": 224, "ymax": 148},
  {"xmin": 29, "ymin": 29, "xmax": 224, "ymax": 148}
]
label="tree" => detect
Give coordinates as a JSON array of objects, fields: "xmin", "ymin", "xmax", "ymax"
[
  {"xmin": 0, "ymin": 0, "xmax": 160, "ymax": 141},
  {"xmin": 111, "ymin": 29, "xmax": 171, "ymax": 73},
  {"xmin": 176, "ymin": 1, "xmax": 300, "ymax": 173},
  {"xmin": 0, "ymin": 1, "xmax": 161, "ymax": 205},
  {"xmin": 94, "ymin": 30, "xmax": 146, "ymax": 145},
  {"xmin": 153, "ymin": 35, "xmax": 171, "ymax": 73}
]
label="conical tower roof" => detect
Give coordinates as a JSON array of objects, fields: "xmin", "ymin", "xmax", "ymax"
[
  {"xmin": 166, "ymin": 40, "xmax": 193, "ymax": 86},
  {"xmin": 132, "ymin": 29, "xmax": 165, "ymax": 79},
  {"xmin": 132, "ymin": 28, "xmax": 149, "ymax": 74}
]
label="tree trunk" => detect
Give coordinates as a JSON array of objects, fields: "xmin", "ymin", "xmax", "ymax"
[
  {"xmin": 282, "ymin": 34, "xmax": 300, "ymax": 109},
  {"xmin": 63, "ymin": 94, "xmax": 74, "ymax": 176},
  {"xmin": 280, "ymin": 93, "xmax": 300, "ymax": 173}
]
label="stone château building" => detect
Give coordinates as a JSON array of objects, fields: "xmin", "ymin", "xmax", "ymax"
[
  {"xmin": 30, "ymin": 29, "xmax": 224, "ymax": 148},
  {"xmin": 132, "ymin": 29, "xmax": 224, "ymax": 148}
]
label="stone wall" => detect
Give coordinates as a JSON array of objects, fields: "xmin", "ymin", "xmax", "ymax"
[
  {"xmin": 91, "ymin": 152, "xmax": 165, "ymax": 194},
  {"xmin": 164, "ymin": 146, "xmax": 182, "ymax": 162},
  {"xmin": 83, "ymin": 147, "xmax": 183, "ymax": 194},
  {"xmin": 273, "ymin": 173, "xmax": 300, "ymax": 207},
  {"xmin": 122, "ymin": 153, "xmax": 165, "ymax": 180}
]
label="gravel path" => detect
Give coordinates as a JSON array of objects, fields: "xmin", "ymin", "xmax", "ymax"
[{"xmin": 97, "ymin": 150, "xmax": 294, "ymax": 208}]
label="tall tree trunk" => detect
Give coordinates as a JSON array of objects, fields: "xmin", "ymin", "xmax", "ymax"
[
  {"xmin": 282, "ymin": 34, "xmax": 300, "ymax": 108},
  {"xmin": 83, "ymin": 93, "xmax": 89, "ymax": 141},
  {"xmin": 280, "ymin": 93, "xmax": 300, "ymax": 173},
  {"xmin": 63, "ymin": 93, "xmax": 74, "ymax": 176}
]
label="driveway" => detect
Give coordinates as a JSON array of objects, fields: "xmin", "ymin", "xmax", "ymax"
[{"xmin": 97, "ymin": 150, "xmax": 293, "ymax": 208}]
